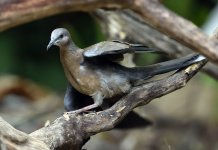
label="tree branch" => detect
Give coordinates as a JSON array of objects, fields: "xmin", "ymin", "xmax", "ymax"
[
  {"xmin": 1, "ymin": 0, "xmax": 218, "ymax": 65},
  {"xmin": 0, "ymin": 117, "xmax": 49, "ymax": 150},
  {"xmin": 0, "ymin": 0, "xmax": 125, "ymax": 31},
  {"xmin": 0, "ymin": 59, "xmax": 207, "ymax": 150},
  {"xmin": 93, "ymin": 9, "xmax": 218, "ymax": 80},
  {"xmin": 131, "ymin": 0, "xmax": 218, "ymax": 64},
  {"xmin": 0, "ymin": 75, "xmax": 48, "ymax": 100}
]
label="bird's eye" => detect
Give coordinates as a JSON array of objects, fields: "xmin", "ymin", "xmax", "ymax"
[{"xmin": 59, "ymin": 34, "xmax": 64, "ymax": 38}]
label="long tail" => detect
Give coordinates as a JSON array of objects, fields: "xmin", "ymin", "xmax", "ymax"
[{"xmin": 128, "ymin": 53, "xmax": 207, "ymax": 82}]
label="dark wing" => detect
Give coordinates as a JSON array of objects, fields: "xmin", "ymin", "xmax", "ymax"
[{"xmin": 83, "ymin": 40, "xmax": 164, "ymax": 60}]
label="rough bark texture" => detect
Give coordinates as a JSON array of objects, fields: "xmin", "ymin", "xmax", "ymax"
[
  {"xmin": 0, "ymin": 0, "xmax": 125, "ymax": 31},
  {"xmin": 0, "ymin": 117, "xmax": 49, "ymax": 150},
  {"xmin": 0, "ymin": 59, "xmax": 207, "ymax": 150}
]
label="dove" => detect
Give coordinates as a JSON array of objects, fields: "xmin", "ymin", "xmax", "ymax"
[{"xmin": 47, "ymin": 28, "xmax": 205, "ymax": 113}]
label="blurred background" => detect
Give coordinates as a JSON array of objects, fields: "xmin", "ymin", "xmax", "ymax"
[{"xmin": 1, "ymin": 0, "xmax": 218, "ymax": 149}]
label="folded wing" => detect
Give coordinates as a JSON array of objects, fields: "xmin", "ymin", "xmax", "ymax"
[{"xmin": 83, "ymin": 40, "xmax": 163, "ymax": 61}]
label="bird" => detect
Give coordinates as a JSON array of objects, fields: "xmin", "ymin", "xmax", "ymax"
[{"xmin": 47, "ymin": 28, "xmax": 205, "ymax": 114}]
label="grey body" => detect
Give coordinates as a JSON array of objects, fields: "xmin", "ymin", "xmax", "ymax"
[{"xmin": 47, "ymin": 28, "xmax": 205, "ymax": 113}]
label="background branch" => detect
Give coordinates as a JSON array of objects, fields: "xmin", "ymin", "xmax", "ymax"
[
  {"xmin": 0, "ymin": 75, "xmax": 48, "ymax": 100},
  {"xmin": 93, "ymin": 9, "xmax": 218, "ymax": 79},
  {"xmin": 132, "ymin": 0, "xmax": 218, "ymax": 64},
  {"xmin": 0, "ymin": 0, "xmax": 124, "ymax": 31},
  {"xmin": 1, "ymin": 0, "xmax": 218, "ymax": 65}
]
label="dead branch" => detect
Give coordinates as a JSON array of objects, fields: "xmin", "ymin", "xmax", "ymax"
[
  {"xmin": 93, "ymin": 9, "xmax": 218, "ymax": 80},
  {"xmin": 131, "ymin": 0, "xmax": 218, "ymax": 64},
  {"xmin": 0, "ymin": 0, "xmax": 125, "ymax": 31},
  {"xmin": 0, "ymin": 0, "xmax": 218, "ymax": 64},
  {"xmin": 0, "ymin": 117, "xmax": 49, "ymax": 150},
  {"xmin": 0, "ymin": 75, "xmax": 48, "ymax": 101},
  {"xmin": 0, "ymin": 59, "xmax": 207, "ymax": 150}
]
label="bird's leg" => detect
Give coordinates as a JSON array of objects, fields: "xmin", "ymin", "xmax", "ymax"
[{"xmin": 69, "ymin": 92, "xmax": 103, "ymax": 114}]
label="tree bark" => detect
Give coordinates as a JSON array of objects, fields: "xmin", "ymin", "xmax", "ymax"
[{"xmin": 0, "ymin": 59, "xmax": 207, "ymax": 149}]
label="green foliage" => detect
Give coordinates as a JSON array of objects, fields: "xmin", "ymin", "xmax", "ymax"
[
  {"xmin": 163, "ymin": 0, "xmax": 215, "ymax": 26},
  {"xmin": 0, "ymin": 12, "xmax": 104, "ymax": 91},
  {"xmin": 199, "ymin": 73, "xmax": 218, "ymax": 87}
]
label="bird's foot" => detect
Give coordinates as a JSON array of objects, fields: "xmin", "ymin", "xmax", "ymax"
[{"xmin": 69, "ymin": 103, "xmax": 100, "ymax": 114}]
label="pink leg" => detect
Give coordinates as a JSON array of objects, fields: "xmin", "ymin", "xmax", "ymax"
[
  {"xmin": 70, "ymin": 103, "xmax": 100, "ymax": 114},
  {"xmin": 70, "ymin": 92, "xmax": 103, "ymax": 114}
]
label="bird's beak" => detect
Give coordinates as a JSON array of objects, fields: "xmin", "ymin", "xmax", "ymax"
[{"xmin": 47, "ymin": 40, "xmax": 55, "ymax": 51}]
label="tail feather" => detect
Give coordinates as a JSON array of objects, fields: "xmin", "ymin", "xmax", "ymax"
[{"xmin": 128, "ymin": 53, "xmax": 206, "ymax": 81}]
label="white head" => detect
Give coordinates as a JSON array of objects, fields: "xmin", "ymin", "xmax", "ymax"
[{"xmin": 47, "ymin": 28, "xmax": 72, "ymax": 50}]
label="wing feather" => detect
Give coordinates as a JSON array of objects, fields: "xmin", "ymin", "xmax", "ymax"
[{"xmin": 83, "ymin": 41, "xmax": 164, "ymax": 59}]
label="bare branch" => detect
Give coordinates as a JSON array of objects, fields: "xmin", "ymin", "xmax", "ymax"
[
  {"xmin": 93, "ymin": 9, "xmax": 218, "ymax": 80},
  {"xmin": 0, "ymin": 117, "xmax": 49, "ymax": 150},
  {"xmin": 0, "ymin": 75, "xmax": 48, "ymax": 100},
  {"xmin": 131, "ymin": 0, "xmax": 218, "ymax": 64},
  {"xmin": 0, "ymin": 59, "xmax": 206, "ymax": 150},
  {"xmin": 0, "ymin": 0, "xmax": 125, "ymax": 31}
]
